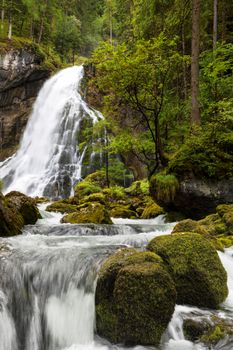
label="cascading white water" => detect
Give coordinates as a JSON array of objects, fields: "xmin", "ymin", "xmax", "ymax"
[{"xmin": 0, "ymin": 66, "xmax": 101, "ymax": 198}]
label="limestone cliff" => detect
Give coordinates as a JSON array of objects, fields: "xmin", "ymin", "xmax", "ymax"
[{"xmin": 0, "ymin": 43, "xmax": 52, "ymax": 160}]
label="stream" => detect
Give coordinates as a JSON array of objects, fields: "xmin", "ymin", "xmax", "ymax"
[{"xmin": 0, "ymin": 207, "xmax": 232, "ymax": 350}]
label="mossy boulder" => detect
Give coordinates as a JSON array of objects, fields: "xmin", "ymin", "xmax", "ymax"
[
  {"xmin": 110, "ymin": 205, "xmax": 137, "ymax": 219},
  {"xmin": 172, "ymin": 216, "xmax": 227, "ymax": 250},
  {"xmin": 216, "ymin": 204, "xmax": 233, "ymax": 232},
  {"xmin": 172, "ymin": 219, "xmax": 205, "ymax": 234},
  {"xmin": 183, "ymin": 315, "xmax": 233, "ymax": 347},
  {"xmin": 141, "ymin": 201, "xmax": 164, "ymax": 219},
  {"xmin": 103, "ymin": 186, "xmax": 127, "ymax": 202},
  {"xmin": 46, "ymin": 201, "xmax": 79, "ymax": 213},
  {"xmin": 0, "ymin": 192, "xmax": 23, "ymax": 236},
  {"xmin": 147, "ymin": 233, "xmax": 228, "ymax": 308},
  {"xmin": 80, "ymin": 192, "xmax": 106, "ymax": 205},
  {"xmin": 61, "ymin": 202, "xmax": 112, "ymax": 224},
  {"xmin": 75, "ymin": 181, "xmax": 102, "ymax": 199},
  {"xmin": 5, "ymin": 191, "xmax": 41, "ymax": 225},
  {"xmin": 96, "ymin": 249, "xmax": 176, "ymax": 346},
  {"xmin": 125, "ymin": 180, "xmax": 150, "ymax": 197},
  {"xmin": 0, "ymin": 191, "xmax": 40, "ymax": 236}
]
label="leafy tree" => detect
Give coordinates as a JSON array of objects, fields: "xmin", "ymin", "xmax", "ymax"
[{"xmin": 92, "ymin": 35, "xmax": 185, "ymax": 177}]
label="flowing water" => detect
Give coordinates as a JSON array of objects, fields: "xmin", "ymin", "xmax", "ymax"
[
  {"xmin": 0, "ymin": 211, "xmax": 233, "ymax": 350},
  {"xmin": 0, "ymin": 66, "xmax": 102, "ymax": 198}
]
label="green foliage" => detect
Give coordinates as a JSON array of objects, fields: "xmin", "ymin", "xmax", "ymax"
[
  {"xmin": 151, "ymin": 173, "xmax": 179, "ymax": 202},
  {"xmin": 91, "ymin": 35, "xmax": 185, "ymax": 175},
  {"xmin": 168, "ymin": 101, "xmax": 233, "ymax": 179}
]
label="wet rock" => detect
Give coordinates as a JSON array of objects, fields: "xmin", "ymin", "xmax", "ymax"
[
  {"xmin": 148, "ymin": 233, "xmax": 228, "ymax": 308},
  {"xmin": 96, "ymin": 249, "xmax": 176, "ymax": 346}
]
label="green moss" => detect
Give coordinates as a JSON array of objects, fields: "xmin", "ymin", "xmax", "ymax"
[
  {"xmin": 172, "ymin": 219, "xmax": 205, "ymax": 234},
  {"xmin": 150, "ymin": 173, "xmax": 179, "ymax": 203},
  {"xmin": 147, "ymin": 233, "xmax": 228, "ymax": 308},
  {"xmin": 217, "ymin": 235, "xmax": 233, "ymax": 248},
  {"xmin": 183, "ymin": 319, "xmax": 211, "ymax": 342},
  {"xmin": 61, "ymin": 202, "xmax": 112, "ymax": 224},
  {"xmin": 75, "ymin": 181, "xmax": 102, "ymax": 198},
  {"xmin": 110, "ymin": 205, "xmax": 137, "ymax": 219},
  {"xmin": 5, "ymin": 191, "xmax": 41, "ymax": 225},
  {"xmin": 0, "ymin": 191, "xmax": 41, "ymax": 236},
  {"xmin": 141, "ymin": 202, "xmax": 164, "ymax": 219},
  {"xmin": 216, "ymin": 204, "xmax": 233, "ymax": 217},
  {"xmin": 46, "ymin": 201, "xmax": 78, "ymax": 213},
  {"xmin": 201, "ymin": 326, "xmax": 224, "ymax": 344},
  {"xmin": 96, "ymin": 249, "xmax": 176, "ymax": 346},
  {"xmin": 114, "ymin": 263, "xmax": 176, "ymax": 345},
  {"xmin": 199, "ymin": 214, "xmax": 228, "ymax": 236},
  {"xmin": 103, "ymin": 186, "xmax": 126, "ymax": 201},
  {"xmin": 125, "ymin": 180, "xmax": 150, "ymax": 196},
  {"xmin": 80, "ymin": 192, "xmax": 106, "ymax": 205}
]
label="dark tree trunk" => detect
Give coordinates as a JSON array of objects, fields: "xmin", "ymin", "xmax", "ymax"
[
  {"xmin": 191, "ymin": 0, "xmax": 201, "ymax": 125},
  {"xmin": 213, "ymin": 0, "xmax": 218, "ymax": 49}
]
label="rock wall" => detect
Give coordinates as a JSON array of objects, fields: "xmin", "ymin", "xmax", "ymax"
[{"xmin": 0, "ymin": 48, "xmax": 50, "ymax": 160}]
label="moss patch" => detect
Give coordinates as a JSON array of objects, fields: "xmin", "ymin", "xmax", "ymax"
[
  {"xmin": 96, "ymin": 249, "xmax": 176, "ymax": 346},
  {"xmin": 147, "ymin": 233, "xmax": 228, "ymax": 308},
  {"xmin": 61, "ymin": 202, "xmax": 112, "ymax": 224}
]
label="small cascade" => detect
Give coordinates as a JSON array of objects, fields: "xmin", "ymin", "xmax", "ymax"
[
  {"xmin": 0, "ymin": 212, "xmax": 233, "ymax": 350},
  {"xmin": 0, "ymin": 66, "xmax": 102, "ymax": 199}
]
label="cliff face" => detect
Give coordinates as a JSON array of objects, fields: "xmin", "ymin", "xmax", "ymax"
[{"xmin": 0, "ymin": 48, "xmax": 51, "ymax": 160}]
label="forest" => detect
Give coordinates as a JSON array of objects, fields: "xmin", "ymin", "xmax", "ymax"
[{"xmin": 0, "ymin": 0, "xmax": 233, "ymax": 183}]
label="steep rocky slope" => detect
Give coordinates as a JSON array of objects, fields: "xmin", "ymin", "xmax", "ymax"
[{"xmin": 0, "ymin": 40, "xmax": 55, "ymax": 160}]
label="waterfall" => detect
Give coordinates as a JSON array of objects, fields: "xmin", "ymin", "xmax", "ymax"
[{"xmin": 0, "ymin": 66, "xmax": 101, "ymax": 199}]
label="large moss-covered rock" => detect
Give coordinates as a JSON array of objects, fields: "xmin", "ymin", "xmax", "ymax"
[
  {"xmin": 0, "ymin": 191, "xmax": 40, "ymax": 236},
  {"xmin": 0, "ymin": 192, "xmax": 23, "ymax": 236},
  {"xmin": 46, "ymin": 200, "xmax": 79, "ymax": 213},
  {"xmin": 110, "ymin": 205, "xmax": 137, "ymax": 219},
  {"xmin": 96, "ymin": 249, "xmax": 176, "ymax": 346},
  {"xmin": 141, "ymin": 201, "xmax": 164, "ymax": 219},
  {"xmin": 61, "ymin": 202, "xmax": 112, "ymax": 224},
  {"xmin": 5, "ymin": 191, "xmax": 41, "ymax": 225},
  {"xmin": 147, "ymin": 233, "xmax": 228, "ymax": 308},
  {"xmin": 216, "ymin": 204, "xmax": 233, "ymax": 232}
]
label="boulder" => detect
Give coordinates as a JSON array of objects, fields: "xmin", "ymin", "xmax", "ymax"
[
  {"xmin": 110, "ymin": 205, "xmax": 137, "ymax": 219},
  {"xmin": 96, "ymin": 249, "xmax": 176, "ymax": 346},
  {"xmin": 183, "ymin": 315, "xmax": 233, "ymax": 347},
  {"xmin": 46, "ymin": 201, "xmax": 79, "ymax": 213},
  {"xmin": 150, "ymin": 176, "xmax": 233, "ymax": 220},
  {"xmin": 0, "ymin": 192, "xmax": 23, "ymax": 236},
  {"xmin": 61, "ymin": 202, "xmax": 112, "ymax": 224},
  {"xmin": 141, "ymin": 202, "xmax": 164, "ymax": 219},
  {"xmin": 147, "ymin": 233, "xmax": 228, "ymax": 308},
  {"xmin": 6, "ymin": 191, "xmax": 41, "ymax": 225},
  {"xmin": 0, "ymin": 191, "xmax": 40, "ymax": 236}
]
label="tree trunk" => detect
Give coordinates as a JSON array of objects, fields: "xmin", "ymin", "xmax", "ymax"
[
  {"xmin": 104, "ymin": 127, "xmax": 110, "ymax": 187},
  {"xmin": 191, "ymin": 0, "xmax": 201, "ymax": 125},
  {"xmin": 1, "ymin": 0, "xmax": 4, "ymax": 32},
  {"xmin": 181, "ymin": 21, "xmax": 187, "ymax": 100},
  {"xmin": 213, "ymin": 0, "xmax": 218, "ymax": 49},
  {"xmin": 8, "ymin": 0, "xmax": 12, "ymax": 40},
  {"xmin": 38, "ymin": 0, "xmax": 48, "ymax": 44},
  {"xmin": 221, "ymin": 0, "xmax": 226, "ymax": 42},
  {"xmin": 109, "ymin": 7, "xmax": 113, "ymax": 45},
  {"xmin": 30, "ymin": 20, "xmax": 34, "ymax": 39}
]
